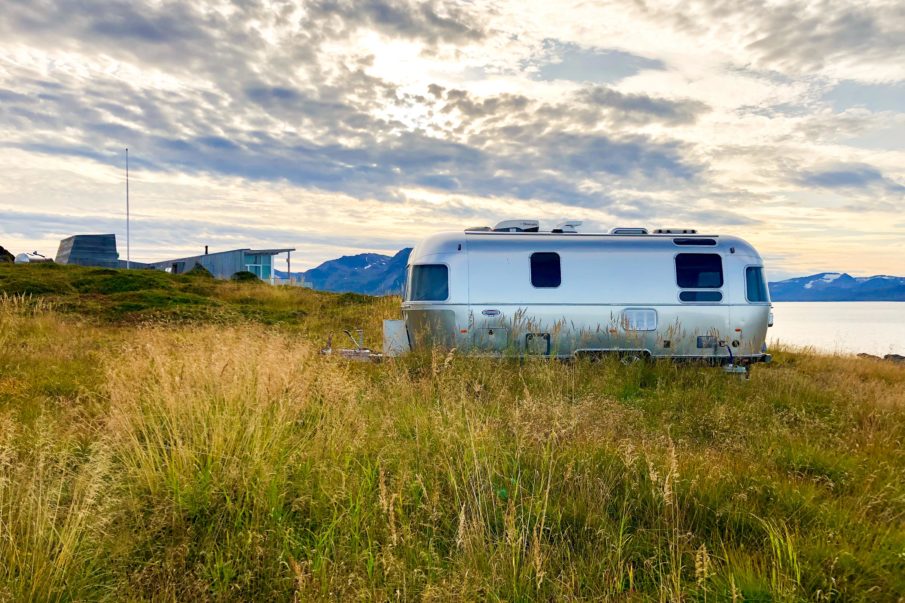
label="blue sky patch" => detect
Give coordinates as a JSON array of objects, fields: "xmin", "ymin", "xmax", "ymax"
[
  {"xmin": 536, "ymin": 41, "xmax": 664, "ymax": 83},
  {"xmin": 823, "ymin": 80, "xmax": 905, "ymax": 113}
]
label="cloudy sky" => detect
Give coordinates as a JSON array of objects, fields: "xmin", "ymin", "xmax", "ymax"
[{"xmin": 1, "ymin": 0, "xmax": 903, "ymax": 277}]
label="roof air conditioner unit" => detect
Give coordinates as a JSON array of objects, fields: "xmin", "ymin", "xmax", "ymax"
[
  {"xmin": 493, "ymin": 219, "xmax": 540, "ymax": 232},
  {"xmin": 552, "ymin": 220, "xmax": 583, "ymax": 233}
]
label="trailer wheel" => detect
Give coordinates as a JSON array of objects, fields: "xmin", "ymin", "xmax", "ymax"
[{"xmin": 620, "ymin": 353, "xmax": 643, "ymax": 365}]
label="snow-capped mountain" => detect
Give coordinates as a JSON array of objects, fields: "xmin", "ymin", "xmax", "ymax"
[
  {"xmin": 769, "ymin": 273, "xmax": 905, "ymax": 301},
  {"xmin": 275, "ymin": 248, "xmax": 412, "ymax": 295}
]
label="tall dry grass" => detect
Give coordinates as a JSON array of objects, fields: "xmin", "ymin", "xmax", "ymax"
[
  {"xmin": 1, "ymin": 295, "xmax": 115, "ymax": 601},
  {"xmin": 0, "ymin": 294, "xmax": 904, "ymax": 600}
]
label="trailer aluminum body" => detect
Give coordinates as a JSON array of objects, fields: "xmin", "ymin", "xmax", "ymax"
[{"xmin": 386, "ymin": 227, "xmax": 773, "ymax": 365}]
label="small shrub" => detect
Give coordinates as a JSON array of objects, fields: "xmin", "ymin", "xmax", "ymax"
[
  {"xmin": 336, "ymin": 292, "xmax": 372, "ymax": 305},
  {"xmin": 185, "ymin": 263, "xmax": 214, "ymax": 278},
  {"xmin": 231, "ymin": 271, "xmax": 259, "ymax": 283}
]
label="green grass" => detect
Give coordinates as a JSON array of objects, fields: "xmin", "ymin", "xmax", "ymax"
[
  {"xmin": 0, "ymin": 263, "xmax": 394, "ymax": 337},
  {"xmin": 0, "ymin": 264, "xmax": 903, "ymax": 601}
]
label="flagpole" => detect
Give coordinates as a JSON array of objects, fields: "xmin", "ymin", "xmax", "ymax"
[{"xmin": 126, "ymin": 148, "xmax": 130, "ymax": 269}]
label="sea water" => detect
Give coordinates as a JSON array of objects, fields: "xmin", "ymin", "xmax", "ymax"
[{"xmin": 768, "ymin": 302, "xmax": 905, "ymax": 356}]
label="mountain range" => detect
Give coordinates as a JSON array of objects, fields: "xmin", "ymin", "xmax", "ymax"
[
  {"xmin": 281, "ymin": 251, "xmax": 905, "ymax": 301},
  {"xmin": 768, "ymin": 272, "xmax": 905, "ymax": 301},
  {"xmin": 275, "ymin": 248, "xmax": 412, "ymax": 295}
]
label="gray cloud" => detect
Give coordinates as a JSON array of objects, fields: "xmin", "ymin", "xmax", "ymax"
[
  {"xmin": 800, "ymin": 163, "xmax": 905, "ymax": 193},
  {"xmin": 574, "ymin": 86, "xmax": 707, "ymax": 125},
  {"xmin": 632, "ymin": 0, "xmax": 905, "ymax": 75},
  {"xmin": 438, "ymin": 84, "xmax": 707, "ymax": 128},
  {"xmin": 305, "ymin": 0, "xmax": 487, "ymax": 44},
  {"xmin": 0, "ymin": 20, "xmax": 703, "ymax": 211},
  {"xmin": 745, "ymin": 2, "xmax": 905, "ymax": 73},
  {"xmin": 0, "ymin": 0, "xmax": 221, "ymax": 68},
  {"xmin": 0, "ymin": 0, "xmax": 760, "ymax": 247}
]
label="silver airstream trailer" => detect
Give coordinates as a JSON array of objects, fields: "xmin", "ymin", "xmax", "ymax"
[{"xmin": 383, "ymin": 220, "xmax": 773, "ymax": 368}]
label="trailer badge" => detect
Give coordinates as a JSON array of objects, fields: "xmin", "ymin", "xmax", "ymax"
[{"xmin": 482, "ymin": 309, "xmax": 500, "ymax": 316}]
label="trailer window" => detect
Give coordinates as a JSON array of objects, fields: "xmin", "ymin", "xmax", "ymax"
[
  {"xmin": 675, "ymin": 253, "xmax": 723, "ymax": 288},
  {"xmin": 673, "ymin": 238, "xmax": 717, "ymax": 246},
  {"xmin": 746, "ymin": 266, "xmax": 768, "ymax": 302},
  {"xmin": 622, "ymin": 308, "xmax": 658, "ymax": 331},
  {"xmin": 530, "ymin": 252, "xmax": 561, "ymax": 288},
  {"xmin": 679, "ymin": 291, "xmax": 723, "ymax": 302},
  {"xmin": 409, "ymin": 265, "xmax": 448, "ymax": 301}
]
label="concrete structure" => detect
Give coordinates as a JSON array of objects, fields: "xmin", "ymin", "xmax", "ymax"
[
  {"xmin": 56, "ymin": 234, "xmax": 119, "ymax": 267},
  {"xmin": 149, "ymin": 247, "xmax": 295, "ymax": 282},
  {"xmin": 55, "ymin": 234, "xmax": 152, "ymax": 269}
]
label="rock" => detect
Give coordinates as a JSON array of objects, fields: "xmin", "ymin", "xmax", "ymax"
[
  {"xmin": 0, "ymin": 245, "xmax": 14, "ymax": 263},
  {"xmin": 857, "ymin": 353, "xmax": 881, "ymax": 360},
  {"xmin": 883, "ymin": 354, "xmax": 905, "ymax": 364}
]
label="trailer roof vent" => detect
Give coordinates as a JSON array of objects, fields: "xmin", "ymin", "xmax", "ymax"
[
  {"xmin": 493, "ymin": 219, "xmax": 540, "ymax": 232},
  {"xmin": 465, "ymin": 226, "xmax": 492, "ymax": 232},
  {"xmin": 610, "ymin": 227, "xmax": 649, "ymax": 235},
  {"xmin": 551, "ymin": 220, "xmax": 583, "ymax": 233},
  {"xmin": 654, "ymin": 228, "xmax": 697, "ymax": 234}
]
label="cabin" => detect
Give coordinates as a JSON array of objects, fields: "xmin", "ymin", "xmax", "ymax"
[
  {"xmin": 384, "ymin": 220, "xmax": 773, "ymax": 367},
  {"xmin": 148, "ymin": 247, "xmax": 295, "ymax": 283}
]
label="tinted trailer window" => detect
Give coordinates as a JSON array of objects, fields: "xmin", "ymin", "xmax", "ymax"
[
  {"xmin": 746, "ymin": 266, "xmax": 768, "ymax": 302},
  {"xmin": 675, "ymin": 253, "xmax": 723, "ymax": 288},
  {"xmin": 530, "ymin": 252, "xmax": 561, "ymax": 288},
  {"xmin": 409, "ymin": 265, "xmax": 449, "ymax": 301}
]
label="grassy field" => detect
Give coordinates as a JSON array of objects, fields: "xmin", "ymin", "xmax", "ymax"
[{"xmin": 1, "ymin": 263, "xmax": 904, "ymax": 601}]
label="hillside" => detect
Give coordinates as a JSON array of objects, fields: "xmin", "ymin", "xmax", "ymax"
[
  {"xmin": 0, "ymin": 261, "xmax": 391, "ymax": 334},
  {"xmin": 1, "ymin": 263, "xmax": 904, "ymax": 601}
]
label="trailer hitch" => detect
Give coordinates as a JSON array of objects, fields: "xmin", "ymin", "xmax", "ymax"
[
  {"xmin": 320, "ymin": 328, "xmax": 382, "ymax": 361},
  {"xmin": 721, "ymin": 340, "xmax": 750, "ymax": 378}
]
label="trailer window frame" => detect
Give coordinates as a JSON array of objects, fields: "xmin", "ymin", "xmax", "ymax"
[
  {"xmin": 407, "ymin": 264, "xmax": 449, "ymax": 302},
  {"xmin": 530, "ymin": 252, "xmax": 561, "ymax": 288},
  {"xmin": 679, "ymin": 291, "xmax": 723, "ymax": 302}
]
